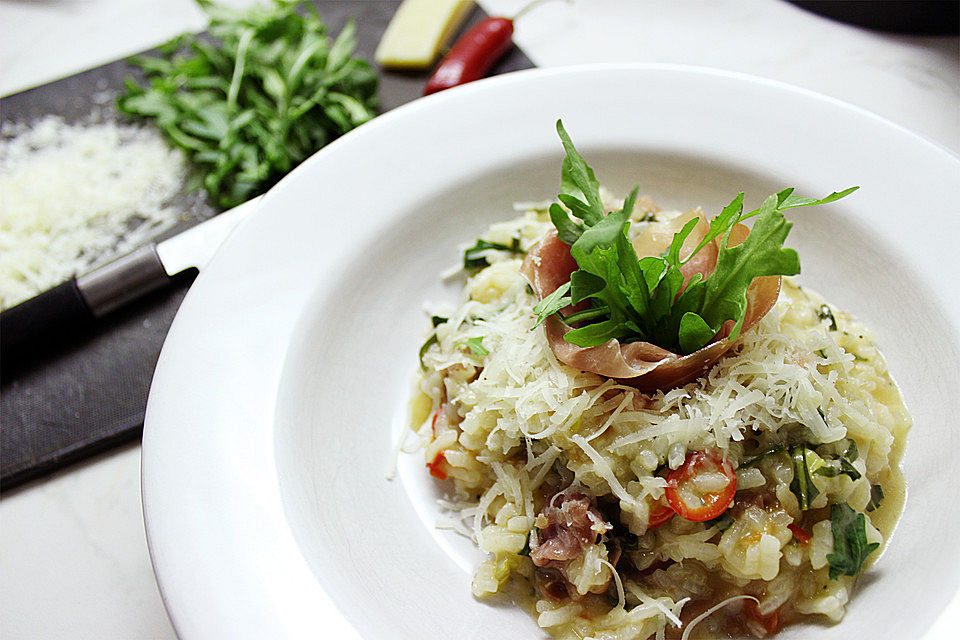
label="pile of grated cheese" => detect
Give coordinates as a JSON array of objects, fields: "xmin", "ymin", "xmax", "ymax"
[{"xmin": 0, "ymin": 116, "xmax": 188, "ymax": 308}]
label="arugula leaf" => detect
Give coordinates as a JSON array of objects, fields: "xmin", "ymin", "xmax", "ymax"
[
  {"xmin": 463, "ymin": 237, "xmax": 524, "ymax": 270},
  {"xmin": 692, "ymin": 193, "xmax": 801, "ymax": 343},
  {"xmin": 570, "ymin": 270, "xmax": 606, "ymax": 304},
  {"xmin": 814, "ymin": 460, "xmax": 861, "ymax": 481},
  {"xmin": 740, "ymin": 186, "xmax": 860, "ymax": 220},
  {"xmin": 680, "ymin": 193, "xmax": 745, "ymax": 266},
  {"xmin": 789, "ymin": 444, "xmax": 821, "ymax": 510},
  {"xmin": 866, "ymin": 484, "xmax": 885, "ymax": 512},
  {"xmin": 534, "ymin": 120, "xmax": 856, "ymax": 355},
  {"xmin": 418, "ymin": 315, "xmax": 448, "ymax": 368},
  {"xmin": 556, "ymin": 121, "xmax": 606, "ymax": 227},
  {"xmin": 826, "ymin": 503, "xmax": 879, "ymax": 579},
  {"xmin": 564, "ymin": 319, "xmax": 630, "ymax": 347},
  {"xmin": 459, "ymin": 336, "xmax": 489, "ymax": 357},
  {"xmin": 817, "ymin": 304, "xmax": 838, "ymax": 331},
  {"xmin": 532, "ymin": 281, "xmax": 572, "ymax": 325},
  {"xmin": 679, "ymin": 312, "xmax": 715, "ymax": 354},
  {"xmin": 551, "ymin": 122, "xmax": 637, "ymax": 244},
  {"xmin": 419, "ymin": 335, "xmax": 438, "ymax": 368},
  {"xmin": 812, "ymin": 440, "xmax": 861, "ymax": 481},
  {"xmin": 550, "ymin": 203, "xmax": 585, "ymax": 246},
  {"xmin": 738, "ymin": 444, "xmax": 787, "ymax": 468},
  {"xmin": 119, "ymin": 0, "xmax": 377, "ymax": 209},
  {"xmin": 839, "ymin": 457, "xmax": 861, "ymax": 479}
]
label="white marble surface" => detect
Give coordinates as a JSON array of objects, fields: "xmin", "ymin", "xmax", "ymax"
[
  {"xmin": 488, "ymin": 0, "xmax": 959, "ymax": 153},
  {"xmin": 0, "ymin": 1, "xmax": 956, "ymax": 638}
]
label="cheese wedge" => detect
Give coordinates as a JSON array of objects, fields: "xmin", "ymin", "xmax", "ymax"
[{"xmin": 375, "ymin": 0, "xmax": 475, "ymax": 69}]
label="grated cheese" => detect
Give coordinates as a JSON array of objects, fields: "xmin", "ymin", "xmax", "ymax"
[
  {"xmin": 570, "ymin": 434, "xmax": 640, "ymax": 509},
  {"xmin": 0, "ymin": 116, "xmax": 188, "ymax": 308},
  {"xmin": 680, "ymin": 594, "xmax": 758, "ymax": 640},
  {"xmin": 599, "ymin": 557, "xmax": 626, "ymax": 609}
]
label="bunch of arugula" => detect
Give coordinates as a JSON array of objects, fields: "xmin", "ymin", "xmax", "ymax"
[
  {"xmin": 118, "ymin": 0, "xmax": 378, "ymax": 209},
  {"xmin": 533, "ymin": 120, "xmax": 856, "ymax": 355}
]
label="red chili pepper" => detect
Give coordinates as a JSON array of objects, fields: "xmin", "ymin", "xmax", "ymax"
[
  {"xmin": 788, "ymin": 523, "xmax": 812, "ymax": 545},
  {"xmin": 424, "ymin": 0, "xmax": 558, "ymax": 95},
  {"xmin": 427, "ymin": 451, "xmax": 448, "ymax": 480},
  {"xmin": 424, "ymin": 18, "xmax": 514, "ymax": 95}
]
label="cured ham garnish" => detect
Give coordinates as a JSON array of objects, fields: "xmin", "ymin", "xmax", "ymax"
[{"xmin": 522, "ymin": 213, "xmax": 780, "ymax": 391}]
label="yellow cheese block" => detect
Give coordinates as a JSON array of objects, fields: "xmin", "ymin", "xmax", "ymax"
[{"xmin": 375, "ymin": 0, "xmax": 475, "ymax": 69}]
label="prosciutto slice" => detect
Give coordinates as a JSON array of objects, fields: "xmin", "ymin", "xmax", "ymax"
[
  {"xmin": 521, "ymin": 211, "xmax": 780, "ymax": 391},
  {"xmin": 529, "ymin": 488, "xmax": 609, "ymax": 567}
]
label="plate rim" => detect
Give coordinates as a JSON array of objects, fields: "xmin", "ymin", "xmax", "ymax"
[{"xmin": 141, "ymin": 62, "xmax": 960, "ymax": 639}]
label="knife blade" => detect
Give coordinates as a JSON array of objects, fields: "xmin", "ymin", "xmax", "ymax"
[{"xmin": 1, "ymin": 196, "xmax": 261, "ymax": 369}]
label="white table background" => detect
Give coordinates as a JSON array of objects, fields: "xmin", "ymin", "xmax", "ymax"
[{"xmin": 0, "ymin": 1, "xmax": 956, "ymax": 638}]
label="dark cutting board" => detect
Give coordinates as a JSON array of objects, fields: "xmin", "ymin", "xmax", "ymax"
[{"xmin": 0, "ymin": 0, "xmax": 534, "ymax": 492}]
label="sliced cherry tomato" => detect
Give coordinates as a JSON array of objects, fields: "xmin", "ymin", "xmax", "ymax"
[
  {"xmin": 743, "ymin": 599, "xmax": 782, "ymax": 637},
  {"xmin": 647, "ymin": 496, "xmax": 675, "ymax": 529},
  {"xmin": 664, "ymin": 449, "xmax": 737, "ymax": 522},
  {"xmin": 430, "ymin": 407, "xmax": 443, "ymax": 435},
  {"xmin": 788, "ymin": 523, "xmax": 812, "ymax": 545},
  {"xmin": 427, "ymin": 451, "xmax": 448, "ymax": 480},
  {"xmin": 431, "ymin": 404, "xmax": 454, "ymax": 435}
]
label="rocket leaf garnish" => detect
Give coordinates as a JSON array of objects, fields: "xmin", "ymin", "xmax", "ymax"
[{"xmin": 533, "ymin": 120, "xmax": 857, "ymax": 354}]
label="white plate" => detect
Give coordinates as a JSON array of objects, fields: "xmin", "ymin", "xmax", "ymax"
[{"xmin": 142, "ymin": 64, "xmax": 960, "ymax": 640}]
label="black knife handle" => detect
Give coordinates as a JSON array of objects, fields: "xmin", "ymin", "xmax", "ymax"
[
  {"xmin": 1, "ymin": 278, "xmax": 95, "ymax": 369},
  {"xmin": 1, "ymin": 245, "xmax": 172, "ymax": 373}
]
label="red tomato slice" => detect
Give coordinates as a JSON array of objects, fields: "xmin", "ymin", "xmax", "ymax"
[
  {"xmin": 431, "ymin": 406, "xmax": 451, "ymax": 435},
  {"xmin": 788, "ymin": 523, "xmax": 812, "ymax": 545},
  {"xmin": 647, "ymin": 497, "xmax": 675, "ymax": 529},
  {"xmin": 427, "ymin": 451, "xmax": 448, "ymax": 480},
  {"xmin": 664, "ymin": 449, "xmax": 737, "ymax": 522},
  {"xmin": 744, "ymin": 599, "xmax": 782, "ymax": 636}
]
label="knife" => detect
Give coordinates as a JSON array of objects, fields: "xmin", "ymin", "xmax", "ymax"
[{"xmin": 1, "ymin": 196, "xmax": 261, "ymax": 369}]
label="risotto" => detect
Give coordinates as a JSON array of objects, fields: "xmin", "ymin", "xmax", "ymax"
[{"xmin": 406, "ymin": 124, "xmax": 909, "ymax": 639}]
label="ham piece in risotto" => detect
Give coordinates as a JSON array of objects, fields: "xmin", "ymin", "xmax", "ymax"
[
  {"xmin": 530, "ymin": 488, "xmax": 610, "ymax": 567},
  {"xmin": 520, "ymin": 212, "xmax": 782, "ymax": 391},
  {"xmin": 530, "ymin": 488, "xmax": 614, "ymax": 601}
]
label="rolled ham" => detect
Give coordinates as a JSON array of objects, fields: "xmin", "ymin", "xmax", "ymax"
[{"xmin": 521, "ymin": 211, "xmax": 780, "ymax": 391}]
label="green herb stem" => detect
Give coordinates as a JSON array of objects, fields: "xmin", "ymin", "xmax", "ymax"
[
  {"xmin": 561, "ymin": 307, "xmax": 611, "ymax": 325},
  {"xmin": 118, "ymin": 0, "xmax": 378, "ymax": 209}
]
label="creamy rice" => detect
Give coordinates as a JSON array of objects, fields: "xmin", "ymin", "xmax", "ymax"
[{"xmin": 408, "ymin": 199, "xmax": 909, "ymax": 639}]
